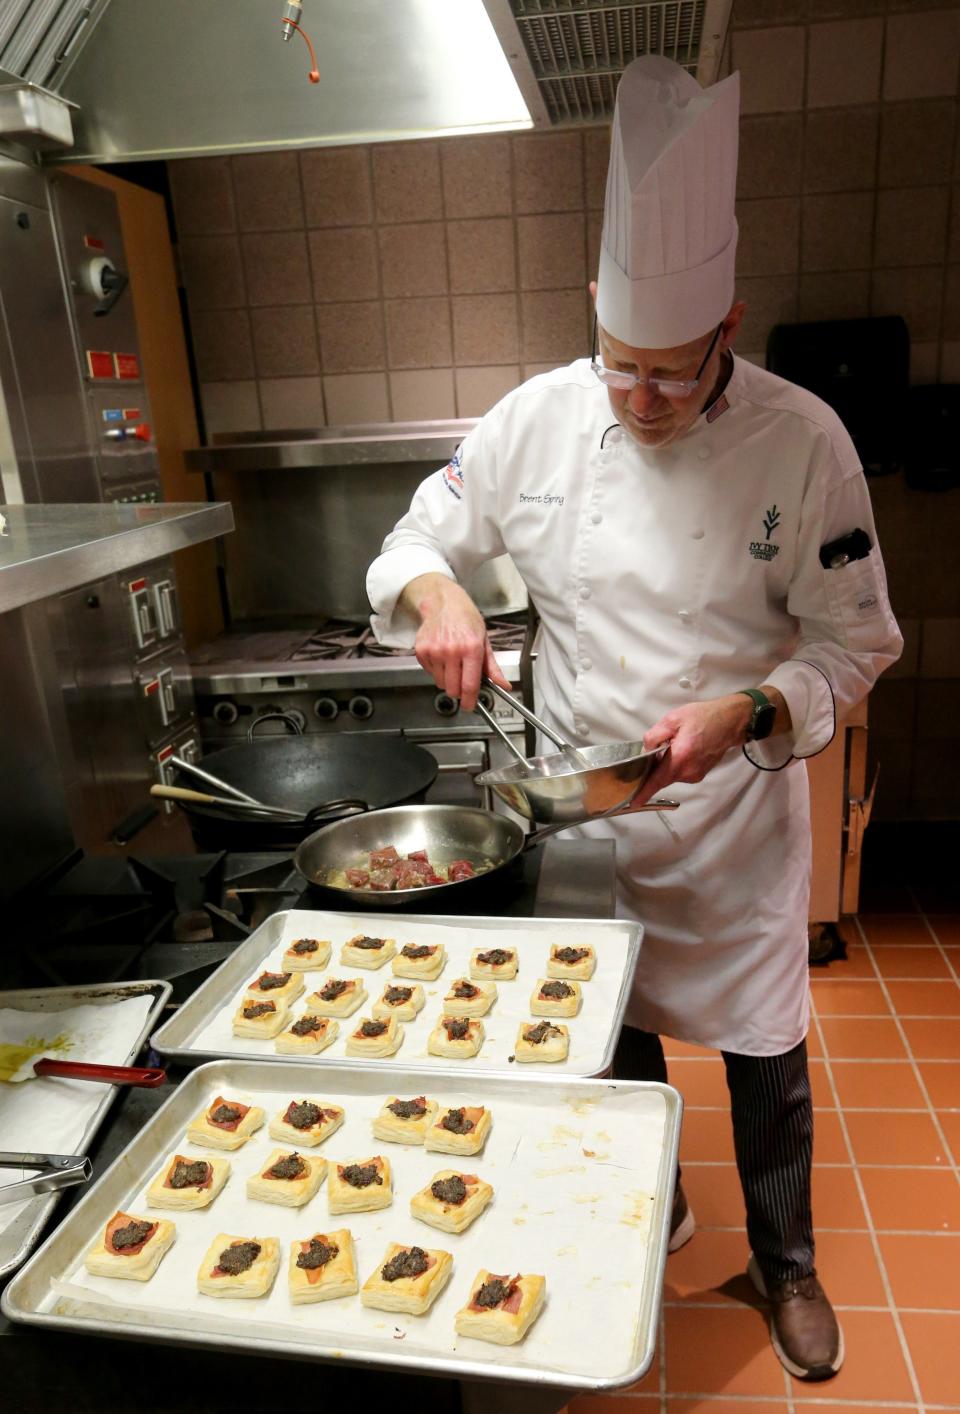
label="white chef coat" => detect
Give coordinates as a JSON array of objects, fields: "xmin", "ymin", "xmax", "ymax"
[{"xmin": 367, "ymin": 356, "xmax": 903, "ymax": 1055}]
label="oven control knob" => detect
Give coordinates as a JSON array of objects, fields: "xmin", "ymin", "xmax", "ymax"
[
  {"xmin": 285, "ymin": 709, "xmax": 307, "ymax": 732},
  {"xmin": 434, "ymin": 692, "xmax": 460, "ymax": 717},
  {"xmin": 212, "ymin": 699, "xmax": 239, "ymax": 725},
  {"xmin": 348, "ymin": 695, "xmax": 374, "ymax": 721},
  {"xmin": 314, "ymin": 696, "xmax": 339, "ymax": 721},
  {"xmin": 478, "ymin": 689, "xmax": 494, "ymax": 712}
]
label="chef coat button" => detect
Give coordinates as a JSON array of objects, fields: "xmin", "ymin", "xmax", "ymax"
[
  {"xmin": 698, "ymin": 446, "xmax": 710, "ymax": 460},
  {"xmin": 678, "ymin": 609, "xmax": 691, "ymax": 622},
  {"xmin": 691, "ymin": 528, "xmax": 705, "ymax": 540},
  {"xmin": 581, "ymin": 657, "xmax": 592, "ymax": 671},
  {"xmin": 577, "ymin": 722, "xmax": 589, "ymax": 736},
  {"xmin": 678, "ymin": 676, "xmax": 692, "ymax": 689},
  {"xmin": 591, "ymin": 511, "xmax": 603, "ymax": 525},
  {"xmin": 579, "ymin": 585, "xmax": 591, "ymax": 600}
]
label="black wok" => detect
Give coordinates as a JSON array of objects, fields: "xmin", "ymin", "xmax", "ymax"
[{"xmin": 173, "ymin": 736, "xmax": 438, "ymax": 850}]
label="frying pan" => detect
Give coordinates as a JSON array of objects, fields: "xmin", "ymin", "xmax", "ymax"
[{"xmin": 293, "ymin": 799, "xmax": 677, "ymax": 908}]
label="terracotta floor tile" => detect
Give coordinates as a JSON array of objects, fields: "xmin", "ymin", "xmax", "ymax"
[
  {"xmin": 683, "ymin": 1165, "xmax": 745, "ymax": 1229},
  {"xmin": 664, "ymin": 1228, "xmax": 748, "ymax": 1305},
  {"xmin": 859, "ymin": 1166, "xmax": 960, "ymax": 1232},
  {"xmin": 900, "ymin": 1311, "xmax": 960, "ymax": 1406},
  {"xmin": 917, "ymin": 1060, "xmax": 960, "ymax": 1107},
  {"xmin": 791, "ymin": 1406, "xmax": 919, "ymax": 1414},
  {"xmin": 858, "ymin": 913, "xmax": 929, "ymax": 946},
  {"xmin": 786, "ymin": 1309, "xmax": 916, "ymax": 1402},
  {"xmin": 873, "ymin": 945, "xmax": 953, "ymax": 979},
  {"xmin": 810, "ymin": 980, "xmax": 890, "ymax": 1016},
  {"xmin": 929, "ymin": 915, "xmax": 960, "ymax": 945},
  {"xmin": 664, "ymin": 1305, "xmax": 785, "ymax": 1397},
  {"xmin": 817, "ymin": 944, "xmax": 877, "ymax": 979},
  {"xmin": 680, "ymin": 1111, "xmax": 735, "ymax": 1164},
  {"xmin": 844, "ymin": 1110, "xmax": 949, "ymax": 1166},
  {"xmin": 813, "ymin": 1230, "xmax": 888, "ymax": 1306},
  {"xmin": 812, "ymin": 1164, "xmax": 868, "ymax": 1229},
  {"xmin": 902, "ymin": 1016, "xmax": 960, "ymax": 1059},
  {"xmin": 830, "ymin": 1060, "xmax": 927, "ymax": 1109},
  {"xmin": 667, "ymin": 1402, "xmax": 788, "ymax": 1413},
  {"xmin": 663, "ymin": 1038, "xmax": 722, "ymax": 1061},
  {"xmin": 886, "ymin": 978, "xmax": 960, "ymax": 1016},
  {"xmin": 818, "ymin": 1017, "xmax": 907, "ymax": 1060},
  {"xmin": 812, "ymin": 1110, "xmax": 849, "ymax": 1163},
  {"xmin": 808, "ymin": 1058, "xmax": 837, "ymax": 1108},
  {"xmin": 666, "ymin": 1059, "xmax": 729, "ymax": 1107},
  {"xmin": 938, "ymin": 1110, "xmax": 960, "ymax": 1162},
  {"xmin": 877, "ymin": 1232, "xmax": 960, "ymax": 1309},
  {"xmin": 805, "ymin": 1023, "xmax": 823, "ymax": 1057}
]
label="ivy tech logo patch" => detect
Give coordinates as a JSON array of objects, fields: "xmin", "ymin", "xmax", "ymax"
[{"xmin": 749, "ymin": 505, "xmax": 781, "ymax": 561}]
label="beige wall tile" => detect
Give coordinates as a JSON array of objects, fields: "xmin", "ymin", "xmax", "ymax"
[
  {"xmin": 949, "ymin": 186, "xmax": 960, "ymax": 261},
  {"xmin": 520, "ymin": 289, "xmax": 589, "ymax": 363},
  {"xmin": 513, "ymin": 132, "xmax": 583, "ymax": 213},
  {"xmin": 586, "ymin": 209, "xmax": 603, "ymax": 285},
  {"xmin": 440, "ymin": 135, "xmax": 512, "ymax": 219},
  {"xmin": 258, "ymin": 376, "xmax": 325, "ymax": 430},
  {"xmin": 803, "ymin": 109, "xmax": 879, "ymax": 193},
  {"xmin": 944, "ymin": 265, "xmax": 960, "ymax": 338},
  {"xmin": 180, "ymin": 235, "xmax": 246, "ymax": 310},
  {"xmin": 910, "ymin": 341, "xmax": 940, "ymax": 384},
  {"xmin": 736, "ymin": 350, "xmax": 766, "ymax": 367},
  {"xmin": 731, "ymin": 0, "xmax": 806, "ymax": 26},
  {"xmin": 801, "ymin": 191, "xmax": 874, "ymax": 270},
  {"xmin": 736, "ymin": 197, "xmax": 801, "ymax": 275},
  {"xmin": 448, "ymin": 218, "xmax": 515, "ymax": 295},
  {"xmin": 169, "ymin": 157, "xmax": 236, "ymax": 235},
  {"xmin": 241, "ymin": 231, "xmax": 312, "ymax": 306},
  {"xmin": 807, "ymin": 18, "xmax": 883, "ymax": 108},
  {"xmin": 373, "ymin": 141, "xmax": 443, "ymax": 223},
  {"xmin": 317, "ymin": 300, "xmax": 386, "ymax": 373},
  {"xmin": 384, "ymin": 296, "xmax": 452, "ymax": 368},
  {"xmin": 323, "ymin": 373, "xmax": 389, "ymax": 425},
  {"xmin": 389, "ymin": 369, "xmax": 456, "ymax": 421},
  {"xmin": 454, "ymin": 365, "xmax": 520, "ymax": 418},
  {"xmin": 799, "ymin": 269, "xmax": 872, "ymax": 321},
  {"xmin": 738, "ymin": 115, "xmax": 803, "ymax": 198},
  {"xmin": 734, "ymin": 274, "xmax": 799, "ymax": 350},
  {"xmin": 300, "ymin": 147, "xmax": 372, "ymax": 228},
  {"xmin": 874, "ymin": 187, "xmax": 949, "ymax": 267},
  {"xmin": 920, "ymin": 619, "xmax": 960, "ymax": 678},
  {"xmin": 451, "ymin": 293, "xmax": 520, "ymax": 365},
  {"xmin": 191, "ymin": 308, "xmax": 255, "ymax": 381},
  {"xmin": 879, "ymin": 101, "xmax": 956, "ymax": 188},
  {"xmin": 518, "ymin": 212, "xmax": 587, "ymax": 291},
  {"xmin": 377, "ymin": 223, "xmax": 448, "ymax": 298},
  {"xmin": 941, "ymin": 339, "xmax": 960, "ymax": 380},
  {"xmin": 251, "ymin": 305, "xmax": 319, "ymax": 378},
  {"xmin": 732, "ymin": 27, "xmax": 806, "ymax": 114},
  {"xmin": 584, "ymin": 126, "xmax": 611, "ymax": 210},
  {"xmin": 200, "ymin": 380, "xmax": 260, "ymax": 437},
  {"xmin": 884, "ymin": 9, "xmax": 960, "ymax": 102},
  {"xmin": 232, "ymin": 152, "xmax": 304, "ymax": 231},
  {"xmin": 870, "ymin": 265, "xmax": 944, "ymax": 340},
  {"xmin": 523, "ymin": 361, "xmax": 566, "ymax": 379},
  {"xmin": 807, "ymin": 0, "xmax": 884, "ymax": 17},
  {"xmin": 308, "ymin": 227, "xmax": 379, "ymax": 304},
  {"xmin": 867, "ymin": 677, "xmax": 917, "ymax": 739}
]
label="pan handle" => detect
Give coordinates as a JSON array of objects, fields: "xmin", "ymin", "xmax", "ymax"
[
  {"xmin": 248, "ymin": 712, "xmax": 304, "ymax": 741},
  {"xmin": 303, "ymin": 798, "xmax": 369, "ymax": 826},
  {"xmin": 524, "ymin": 797, "xmax": 679, "ymax": 848}
]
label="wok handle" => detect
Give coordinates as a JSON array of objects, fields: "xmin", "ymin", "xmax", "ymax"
[
  {"xmin": 525, "ymin": 797, "xmax": 680, "ymax": 847},
  {"xmin": 149, "ymin": 785, "xmax": 301, "ymax": 821},
  {"xmin": 32, "ymin": 1059, "xmax": 167, "ymax": 1087},
  {"xmin": 247, "ymin": 711, "xmax": 303, "ymax": 741},
  {"xmin": 481, "ymin": 676, "xmax": 572, "ymax": 753},
  {"xmin": 474, "ymin": 699, "xmax": 529, "ymax": 767}
]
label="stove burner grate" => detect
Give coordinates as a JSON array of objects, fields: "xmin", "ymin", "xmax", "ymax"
[{"xmin": 289, "ymin": 615, "xmax": 528, "ymax": 662}]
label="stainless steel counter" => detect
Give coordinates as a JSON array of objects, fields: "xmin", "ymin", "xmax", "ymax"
[{"xmin": 0, "ymin": 502, "xmax": 233, "ymax": 612}]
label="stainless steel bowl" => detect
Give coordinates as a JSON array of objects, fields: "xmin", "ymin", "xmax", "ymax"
[{"xmin": 476, "ymin": 740, "xmax": 663, "ymax": 826}]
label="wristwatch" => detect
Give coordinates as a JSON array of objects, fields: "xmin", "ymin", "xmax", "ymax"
[{"xmin": 738, "ymin": 687, "xmax": 776, "ymax": 741}]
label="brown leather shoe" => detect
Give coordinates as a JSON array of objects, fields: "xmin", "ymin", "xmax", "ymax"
[
  {"xmin": 668, "ymin": 1182, "xmax": 695, "ymax": 1252},
  {"xmin": 748, "ymin": 1254, "xmax": 844, "ymax": 1380}
]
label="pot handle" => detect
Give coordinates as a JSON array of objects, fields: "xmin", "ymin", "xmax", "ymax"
[
  {"xmin": 523, "ymin": 797, "xmax": 679, "ymax": 848},
  {"xmin": 303, "ymin": 798, "xmax": 369, "ymax": 826},
  {"xmin": 247, "ymin": 711, "xmax": 304, "ymax": 741}
]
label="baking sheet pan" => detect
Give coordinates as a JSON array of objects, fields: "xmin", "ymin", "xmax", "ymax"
[
  {"xmin": 2, "ymin": 1059, "xmax": 681, "ymax": 1390},
  {"xmin": 0, "ymin": 981, "xmax": 172, "ymax": 1280},
  {"xmin": 150, "ymin": 910, "xmax": 641, "ymax": 1077}
]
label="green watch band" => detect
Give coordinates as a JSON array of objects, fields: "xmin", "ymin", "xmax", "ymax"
[{"xmin": 738, "ymin": 688, "xmax": 776, "ymax": 742}]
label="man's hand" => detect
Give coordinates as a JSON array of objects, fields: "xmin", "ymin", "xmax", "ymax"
[
  {"xmin": 400, "ymin": 573, "xmax": 512, "ymax": 711},
  {"xmin": 629, "ymin": 692, "xmax": 776, "ymax": 808}
]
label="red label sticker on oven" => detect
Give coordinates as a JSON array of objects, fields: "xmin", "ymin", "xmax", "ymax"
[
  {"xmin": 86, "ymin": 350, "xmax": 114, "ymax": 379},
  {"xmin": 84, "ymin": 235, "xmax": 106, "ymax": 251},
  {"xmin": 114, "ymin": 353, "xmax": 140, "ymax": 379},
  {"xmin": 143, "ymin": 678, "xmax": 160, "ymax": 697},
  {"xmin": 156, "ymin": 744, "xmax": 175, "ymax": 763},
  {"xmin": 122, "ymin": 407, "xmax": 142, "ymax": 420},
  {"xmin": 128, "ymin": 578, "xmax": 146, "ymax": 594}
]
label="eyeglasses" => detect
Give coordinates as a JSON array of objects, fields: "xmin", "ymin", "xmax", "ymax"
[{"xmin": 590, "ymin": 316, "xmax": 723, "ymax": 399}]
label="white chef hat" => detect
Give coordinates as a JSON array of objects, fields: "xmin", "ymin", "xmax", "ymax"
[{"xmin": 596, "ymin": 55, "xmax": 740, "ymax": 350}]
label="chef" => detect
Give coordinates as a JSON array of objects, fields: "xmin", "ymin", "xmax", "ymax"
[{"xmin": 367, "ymin": 56, "xmax": 902, "ymax": 1382}]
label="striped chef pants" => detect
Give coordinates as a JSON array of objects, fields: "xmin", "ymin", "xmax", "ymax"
[{"xmin": 614, "ymin": 1026, "xmax": 815, "ymax": 1284}]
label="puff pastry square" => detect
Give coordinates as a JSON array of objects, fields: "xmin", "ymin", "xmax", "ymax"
[
  {"xmin": 305, "ymin": 978, "xmax": 367, "ymax": 1017},
  {"xmin": 186, "ymin": 1094, "xmax": 265, "ymax": 1151},
  {"xmin": 197, "ymin": 1233, "xmax": 281, "ymax": 1299},
  {"xmin": 246, "ymin": 1148, "xmax": 326, "ymax": 1207},
  {"xmin": 427, "ymin": 1015, "xmax": 484, "ymax": 1059},
  {"xmin": 243, "ymin": 969, "xmax": 305, "ymax": 1006},
  {"xmin": 146, "ymin": 1153, "xmax": 230, "ymax": 1210},
  {"xmin": 454, "ymin": 1271, "xmax": 546, "ymax": 1345},
  {"xmin": 546, "ymin": 943, "xmax": 596, "ymax": 980},
  {"xmin": 344, "ymin": 1013, "xmax": 403, "ymax": 1058},
  {"xmin": 340, "ymin": 933, "xmax": 397, "ymax": 969},
  {"xmin": 268, "ymin": 1098, "xmax": 345, "ymax": 1147},
  {"xmin": 391, "ymin": 942, "xmax": 446, "ymax": 980},
  {"xmin": 410, "ymin": 1170, "xmax": 493, "ymax": 1234},
  {"xmin": 373, "ymin": 982, "xmax": 425, "ymax": 1023},
  {"xmin": 372, "ymin": 1095, "xmax": 439, "ymax": 1145},
  {"xmin": 232, "ymin": 997, "xmax": 290, "ymax": 1038},
  {"xmin": 275, "ymin": 1013, "xmax": 339, "ymax": 1055},
  {"xmin": 327, "ymin": 1155, "xmax": 392, "ymax": 1214},
  {"xmin": 514, "ymin": 1020, "xmax": 569, "ymax": 1063},
  {"xmin": 469, "ymin": 947, "xmax": 518, "ymax": 980},
  {"xmin": 288, "ymin": 1229, "xmax": 358, "ymax": 1305},
  {"xmin": 530, "ymin": 978, "xmax": 582, "ymax": 1018},
  {"xmin": 424, "ymin": 1105, "xmax": 491, "ymax": 1156},
  {"xmin": 282, "ymin": 936, "xmax": 332, "ymax": 971},
  {"xmin": 442, "ymin": 978, "xmax": 496, "ymax": 1017},
  {"xmin": 84, "ymin": 1211, "xmax": 176, "ymax": 1281},
  {"xmin": 360, "ymin": 1242, "xmax": 453, "ymax": 1316}
]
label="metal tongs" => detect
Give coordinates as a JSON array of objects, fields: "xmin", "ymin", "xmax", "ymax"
[
  {"xmin": 473, "ymin": 677, "xmax": 593, "ymax": 774},
  {"xmin": 0, "ymin": 1150, "xmax": 93, "ymax": 1205}
]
